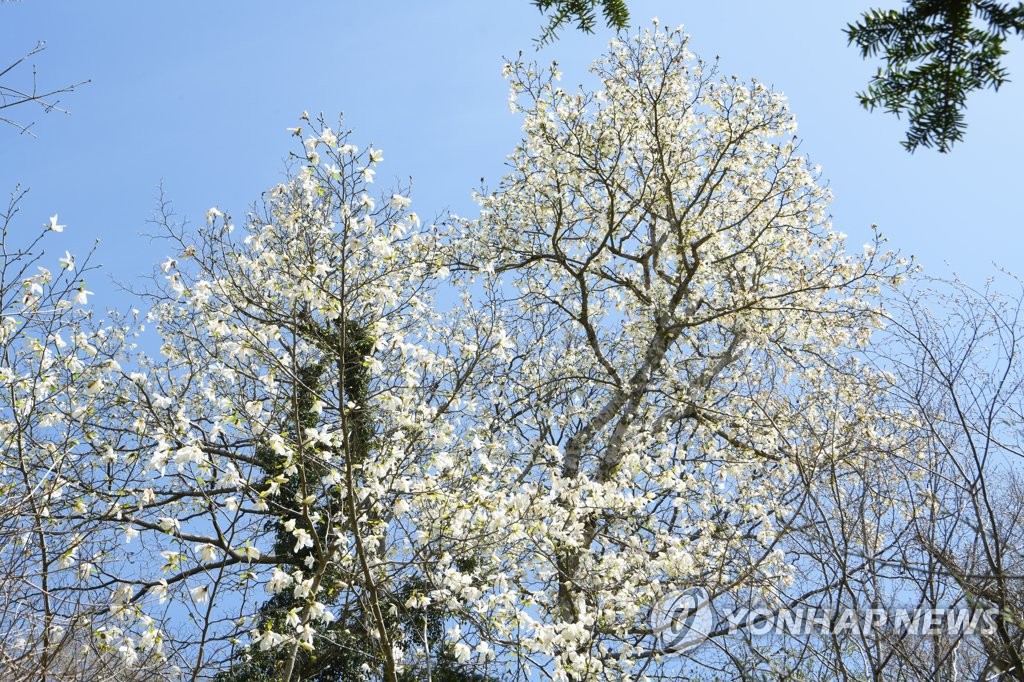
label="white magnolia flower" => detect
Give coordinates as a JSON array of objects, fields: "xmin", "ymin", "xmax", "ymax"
[
  {"xmin": 47, "ymin": 214, "xmax": 65, "ymax": 232},
  {"xmin": 173, "ymin": 444, "xmax": 204, "ymax": 465},
  {"xmin": 292, "ymin": 528, "xmax": 313, "ymax": 552},
  {"xmin": 190, "ymin": 585, "xmax": 209, "ymax": 605},
  {"xmin": 266, "ymin": 568, "xmax": 293, "ymax": 594},
  {"xmin": 309, "ymin": 601, "xmax": 334, "ymax": 623},
  {"xmin": 475, "ymin": 641, "xmax": 496, "ymax": 662},
  {"xmin": 257, "ymin": 629, "xmax": 286, "ymax": 651},
  {"xmin": 389, "ymin": 193, "xmax": 411, "ymax": 210},
  {"xmin": 139, "ymin": 626, "xmax": 162, "ymax": 652},
  {"xmin": 160, "ymin": 550, "xmax": 182, "ymax": 572},
  {"xmin": 453, "ymin": 642, "xmax": 472, "ymax": 664},
  {"xmin": 157, "ymin": 517, "xmax": 180, "ymax": 533},
  {"xmin": 58, "ymin": 549, "xmax": 77, "ymax": 569},
  {"xmin": 149, "ymin": 580, "xmax": 169, "ymax": 603},
  {"xmin": 404, "ymin": 593, "xmax": 431, "ymax": 609},
  {"xmin": 73, "ymin": 287, "xmax": 93, "ymax": 305},
  {"xmin": 197, "ymin": 543, "xmax": 220, "ymax": 563},
  {"xmin": 292, "ymin": 579, "xmax": 312, "ymax": 599}
]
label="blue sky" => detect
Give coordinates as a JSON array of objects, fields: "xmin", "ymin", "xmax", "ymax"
[{"xmin": 2, "ymin": 0, "xmax": 1021, "ymax": 306}]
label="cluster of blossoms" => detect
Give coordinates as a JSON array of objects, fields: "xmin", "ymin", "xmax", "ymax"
[{"xmin": 0, "ymin": 25, "xmax": 921, "ymax": 682}]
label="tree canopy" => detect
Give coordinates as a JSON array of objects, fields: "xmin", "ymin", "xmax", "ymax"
[{"xmin": 2, "ymin": 20, "xmax": 1023, "ymax": 682}]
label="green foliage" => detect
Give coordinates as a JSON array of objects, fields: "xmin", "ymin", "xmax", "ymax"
[
  {"xmin": 218, "ymin": 322, "xmax": 499, "ymax": 681},
  {"xmin": 532, "ymin": 0, "xmax": 630, "ymax": 45},
  {"xmin": 218, "ymin": 323, "xmax": 374, "ymax": 681},
  {"xmin": 847, "ymin": 0, "xmax": 1024, "ymax": 152}
]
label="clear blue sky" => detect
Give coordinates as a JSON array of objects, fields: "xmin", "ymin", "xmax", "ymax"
[{"xmin": 2, "ymin": 0, "xmax": 1021, "ymax": 305}]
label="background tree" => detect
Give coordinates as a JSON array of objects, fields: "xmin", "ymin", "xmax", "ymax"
[
  {"xmin": 721, "ymin": 276, "xmax": 1024, "ymax": 681},
  {"xmin": 0, "ymin": 41, "xmax": 88, "ymax": 136},
  {"xmin": 0, "ymin": 190, "xmax": 159, "ymax": 680},
  {"xmin": 874, "ymin": 277, "xmax": 1024, "ymax": 680}
]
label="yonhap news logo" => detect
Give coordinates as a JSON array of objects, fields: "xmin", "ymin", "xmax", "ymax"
[
  {"xmin": 651, "ymin": 589, "xmax": 999, "ymax": 656},
  {"xmin": 651, "ymin": 587, "xmax": 715, "ymax": 652}
]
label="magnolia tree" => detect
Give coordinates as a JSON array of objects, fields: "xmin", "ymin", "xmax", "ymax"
[
  {"xmin": 433, "ymin": 25, "xmax": 910, "ymax": 680},
  {"xmin": 1, "ymin": 26, "xmax": 916, "ymax": 681},
  {"xmin": 0, "ymin": 189, "xmax": 148, "ymax": 680}
]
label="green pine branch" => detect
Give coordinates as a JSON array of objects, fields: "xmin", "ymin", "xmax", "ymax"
[{"xmin": 847, "ymin": 1, "xmax": 1024, "ymax": 152}]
